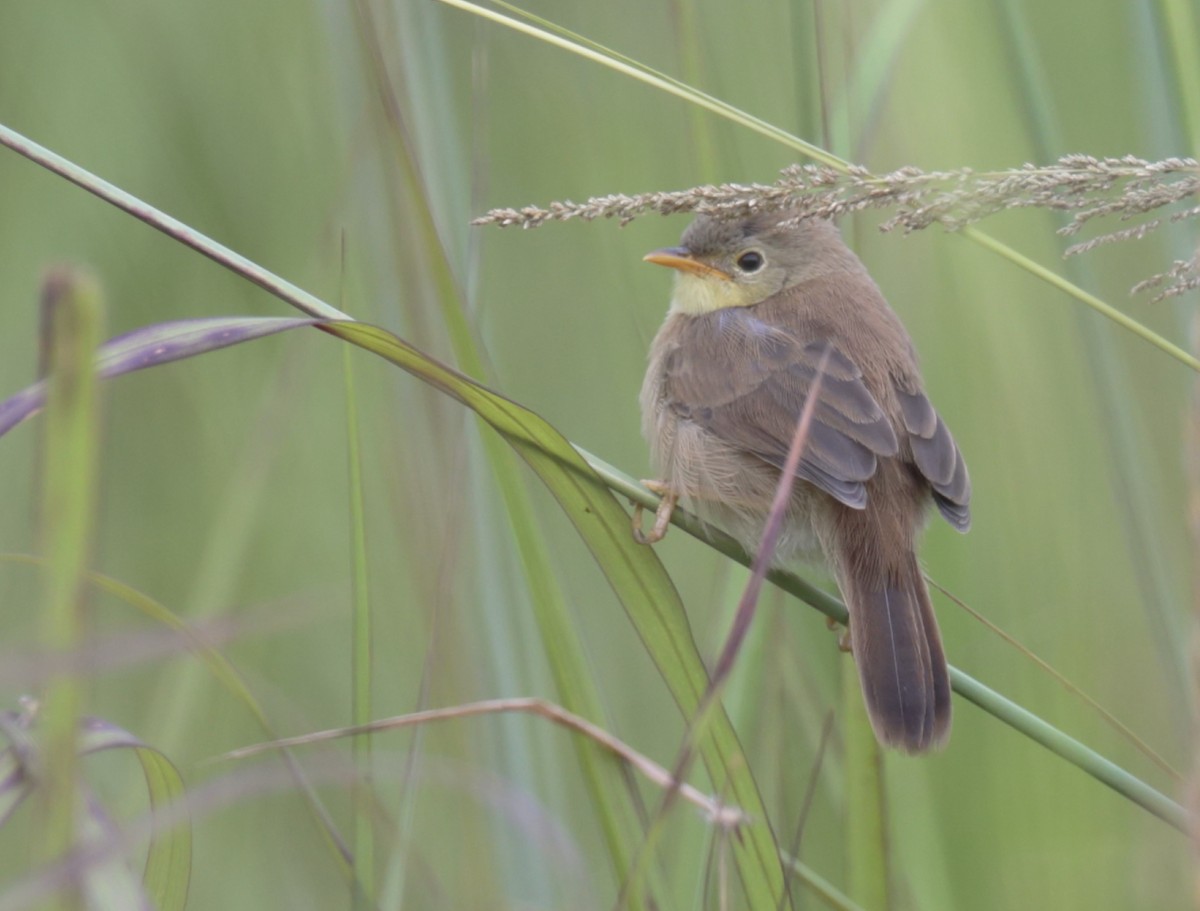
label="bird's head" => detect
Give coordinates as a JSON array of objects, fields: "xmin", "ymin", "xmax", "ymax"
[{"xmin": 645, "ymin": 211, "xmax": 852, "ymax": 315}]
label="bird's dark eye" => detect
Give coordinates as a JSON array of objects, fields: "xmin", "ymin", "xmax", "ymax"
[{"xmin": 736, "ymin": 250, "xmax": 764, "ymax": 273}]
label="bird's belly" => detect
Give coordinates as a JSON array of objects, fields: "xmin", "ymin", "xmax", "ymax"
[{"xmin": 648, "ymin": 409, "xmax": 825, "ymax": 564}]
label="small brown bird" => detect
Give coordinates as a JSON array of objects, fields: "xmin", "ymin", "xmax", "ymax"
[{"xmin": 637, "ymin": 210, "xmax": 970, "ymax": 753}]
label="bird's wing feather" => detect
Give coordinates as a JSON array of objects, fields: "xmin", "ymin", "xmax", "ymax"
[
  {"xmin": 663, "ymin": 307, "xmax": 898, "ymax": 509},
  {"xmin": 897, "ymin": 389, "xmax": 972, "ymax": 531}
]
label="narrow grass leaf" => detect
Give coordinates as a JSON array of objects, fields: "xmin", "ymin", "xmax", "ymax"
[
  {"xmin": 299, "ymin": 14, "xmax": 658, "ymax": 894},
  {"xmin": 438, "ymin": 4, "xmax": 1199, "ymax": 373},
  {"xmin": 0, "ymin": 317, "xmax": 317, "ymax": 439},
  {"xmin": 341, "ymin": 346, "xmax": 375, "ymax": 907},
  {"xmin": 37, "ymin": 268, "xmax": 104, "ymax": 907},
  {"xmin": 2, "ymin": 306, "xmax": 1180, "ymax": 839},
  {"xmin": 78, "ymin": 795, "xmax": 154, "ymax": 911},
  {"xmin": 317, "ymin": 320, "xmax": 788, "ymax": 908},
  {"xmin": 77, "ymin": 719, "xmax": 192, "ymax": 911},
  {"xmin": 0, "ymin": 710, "xmax": 190, "ymax": 911},
  {"xmin": 843, "ymin": 661, "xmax": 888, "ymax": 910},
  {"xmin": 0, "ymin": 554, "xmax": 359, "ymax": 882}
]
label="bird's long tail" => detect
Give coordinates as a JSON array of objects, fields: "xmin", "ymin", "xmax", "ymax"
[{"xmin": 833, "ymin": 538, "xmax": 951, "ymax": 753}]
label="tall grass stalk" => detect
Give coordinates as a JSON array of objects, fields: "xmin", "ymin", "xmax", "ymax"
[{"xmin": 34, "ymin": 269, "xmax": 104, "ymax": 910}]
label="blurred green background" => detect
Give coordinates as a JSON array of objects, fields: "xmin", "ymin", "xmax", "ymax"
[{"xmin": 0, "ymin": 0, "xmax": 1194, "ymax": 908}]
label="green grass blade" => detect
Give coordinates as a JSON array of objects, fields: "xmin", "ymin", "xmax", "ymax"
[
  {"xmin": 317, "ymin": 320, "xmax": 788, "ymax": 908},
  {"xmin": 0, "ymin": 318, "xmax": 318, "ymax": 440},
  {"xmin": 77, "ymin": 721, "xmax": 192, "ymax": 911},
  {"xmin": 345, "ymin": 14, "xmax": 657, "ymax": 896},
  {"xmin": 0, "ymin": 126, "xmax": 344, "ymax": 321},
  {"xmin": 343, "ymin": 347, "xmax": 375, "ymax": 907},
  {"xmin": 842, "ymin": 662, "xmax": 888, "ymax": 909},
  {"xmin": 994, "ymin": 0, "xmax": 1188, "ymax": 706},
  {"xmin": 431, "ymin": 2, "xmax": 1200, "ymax": 375},
  {"xmin": 435, "ymin": 0, "xmax": 842, "ymax": 168},
  {"xmin": 581, "ymin": 451, "xmax": 1189, "ymax": 832},
  {"xmin": 36, "ymin": 268, "xmax": 104, "ymax": 910},
  {"xmin": 0, "ymin": 555, "xmax": 359, "ymax": 888}
]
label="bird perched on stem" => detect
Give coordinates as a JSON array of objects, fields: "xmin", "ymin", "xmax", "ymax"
[{"xmin": 636, "ymin": 210, "xmax": 970, "ymax": 753}]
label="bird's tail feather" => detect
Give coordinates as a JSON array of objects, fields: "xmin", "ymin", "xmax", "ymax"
[{"xmin": 838, "ymin": 548, "xmax": 951, "ymax": 753}]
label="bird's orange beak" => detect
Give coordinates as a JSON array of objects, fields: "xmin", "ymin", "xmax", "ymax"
[{"xmin": 643, "ymin": 247, "xmax": 733, "ymax": 281}]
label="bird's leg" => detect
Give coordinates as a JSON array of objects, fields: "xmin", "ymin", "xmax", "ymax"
[
  {"xmin": 632, "ymin": 480, "xmax": 678, "ymax": 545},
  {"xmin": 826, "ymin": 616, "xmax": 852, "ymax": 653}
]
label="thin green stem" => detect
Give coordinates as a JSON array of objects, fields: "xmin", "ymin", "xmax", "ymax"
[
  {"xmin": 435, "ymin": 0, "xmax": 843, "ymax": 169},
  {"xmin": 0, "ymin": 125, "xmax": 348, "ymax": 322},
  {"xmin": 780, "ymin": 851, "xmax": 868, "ymax": 911},
  {"xmin": 345, "ymin": 2, "xmax": 659, "ymax": 893},
  {"xmin": 343, "ymin": 347, "xmax": 374, "ymax": 908},
  {"xmin": 436, "ymin": 0, "xmax": 1200, "ymax": 375},
  {"xmin": 0, "ymin": 117, "xmax": 1185, "ymax": 833},
  {"xmin": 579, "ymin": 449, "xmax": 1189, "ymax": 833},
  {"xmin": 964, "ymin": 225, "xmax": 1200, "ymax": 371}
]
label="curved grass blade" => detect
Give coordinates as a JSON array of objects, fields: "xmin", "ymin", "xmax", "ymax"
[
  {"xmin": 79, "ymin": 793, "xmax": 154, "ymax": 911},
  {"xmin": 76, "ymin": 719, "xmax": 191, "ymax": 911},
  {"xmin": 0, "ymin": 555, "xmax": 360, "ymax": 884},
  {"xmin": 0, "ymin": 711, "xmax": 191, "ymax": 911},
  {"xmin": 317, "ymin": 320, "xmax": 788, "ymax": 908},
  {"xmin": 588, "ymin": 453, "xmax": 1190, "ymax": 832},
  {"xmin": 1, "ymin": 305, "xmax": 1182, "ymax": 836},
  {"xmin": 322, "ymin": 307, "xmax": 1184, "ymax": 887},
  {"xmin": 348, "ymin": 17, "xmax": 660, "ymax": 895},
  {"xmin": 0, "ymin": 317, "xmax": 318, "ymax": 439}
]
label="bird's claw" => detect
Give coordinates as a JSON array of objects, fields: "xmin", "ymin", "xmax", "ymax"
[
  {"xmin": 826, "ymin": 616, "xmax": 852, "ymax": 653},
  {"xmin": 632, "ymin": 480, "xmax": 678, "ymax": 545}
]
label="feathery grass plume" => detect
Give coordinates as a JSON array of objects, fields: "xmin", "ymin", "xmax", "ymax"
[
  {"xmin": 1131, "ymin": 243, "xmax": 1200, "ymax": 304},
  {"xmin": 474, "ymin": 155, "xmax": 1200, "ymax": 300}
]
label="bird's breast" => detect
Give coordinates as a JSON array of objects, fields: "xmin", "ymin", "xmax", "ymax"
[{"xmin": 640, "ymin": 315, "xmax": 825, "ymax": 560}]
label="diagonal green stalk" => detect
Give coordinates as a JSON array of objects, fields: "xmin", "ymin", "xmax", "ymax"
[
  {"xmin": 435, "ymin": 0, "xmax": 1200, "ymax": 375},
  {"xmin": 442, "ymin": 0, "xmax": 841, "ymax": 168},
  {"xmin": 345, "ymin": 7, "xmax": 660, "ymax": 899},
  {"xmin": 587, "ymin": 451, "xmax": 1188, "ymax": 832},
  {"xmin": 962, "ymin": 226, "xmax": 1199, "ymax": 370},
  {"xmin": 0, "ymin": 116, "xmax": 1185, "ymax": 834},
  {"xmin": 0, "ymin": 128, "xmax": 346, "ymax": 321},
  {"xmin": 994, "ymin": 0, "xmax": 1189, "ymax": 715}
]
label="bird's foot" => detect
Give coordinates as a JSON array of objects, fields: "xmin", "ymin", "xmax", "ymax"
[
  {"xmin": 826, "ymin": 616, "xmax": 852, "ymax": 653},
  {"xmin": 632, "ymin": 480, "xmax": 678, "ymax": 545}
]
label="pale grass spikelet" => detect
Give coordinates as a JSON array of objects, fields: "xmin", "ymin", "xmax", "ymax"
[{"xmin": 474, "ymin": 154, "xmax": 1200, "ymax": 300}]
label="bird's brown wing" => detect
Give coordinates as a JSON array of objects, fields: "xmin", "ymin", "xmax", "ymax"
[
  {"xmin": 897, "ymin": 389, "xmax": 971, "ymax": 531},
  {"xmin": 662, "ymin": 307, "xmax": 899, "ymax": 510}
]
